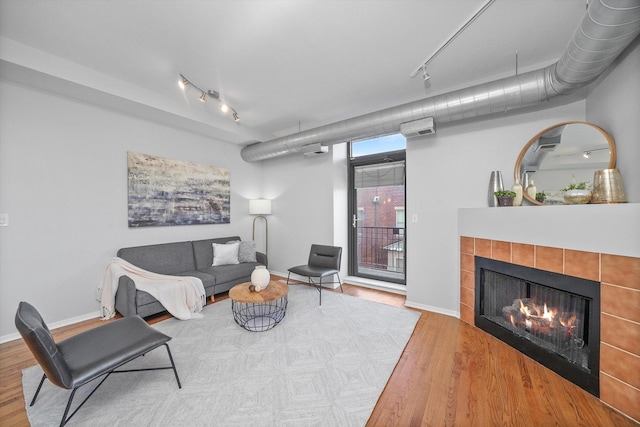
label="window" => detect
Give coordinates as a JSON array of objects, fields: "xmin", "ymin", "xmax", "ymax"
[{"xmin": 350, "ymin": 133, "xmax": 406, "ymax": 158}]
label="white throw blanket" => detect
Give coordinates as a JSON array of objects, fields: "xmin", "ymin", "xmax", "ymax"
[{"xmin": 98, "ymin": 257, "xmax": 206, "ymax": 320}]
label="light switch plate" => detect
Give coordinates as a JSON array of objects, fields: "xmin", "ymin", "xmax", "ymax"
[{"xmin": 0, "ymin": 213, "xmax": 8, "ymax": 226}]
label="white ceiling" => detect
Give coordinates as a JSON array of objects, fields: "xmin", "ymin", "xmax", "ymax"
[{"xmin": 0, "ymin": 0, "xmax": 587, "ymax": 145}]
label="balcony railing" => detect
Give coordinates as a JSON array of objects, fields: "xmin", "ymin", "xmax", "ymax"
[{"xmin": 357, "ymin": 226, "xmax": 405, "ymax": 275}]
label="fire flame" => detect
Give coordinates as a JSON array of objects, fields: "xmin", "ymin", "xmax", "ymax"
[
  {"xmin": 560, "ymin": 314, "xmax": 577, "ymax": 328},
  {"xmin": 519, "ymin": 299, "xmax": 532, "ymax": 317},
  {"xmin": 519, "ymin": 300, "xmax": 557, "ymax": 323},
  {"xmin": 542, "ymin": 303, "xmax": 556, "ymax": 322},
  {"xmin": 508, "ymin": 298, "xmax": 578, "ymax": 336}
]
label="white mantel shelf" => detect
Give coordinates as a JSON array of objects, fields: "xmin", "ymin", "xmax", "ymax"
[{"xmin": 458, "ymin": 203, "xmax": 640, "ymax": 258}]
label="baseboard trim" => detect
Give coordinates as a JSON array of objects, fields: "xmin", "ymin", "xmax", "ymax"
[
  {"xmin": 0, "ymin": 310, "xmax": 102, "ymax": 344},
  {"xmin": 404, "ymin": 300, "xmax": 460, "ymax": 319},
  {"xmin": 343, "ymin": 276, "xmax": 407, "ymax": 295}
]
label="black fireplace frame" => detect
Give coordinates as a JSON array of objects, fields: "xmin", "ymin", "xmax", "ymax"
[{"xmin": 474, "ymin": 256, "xmax": 600, "ymax": 396}]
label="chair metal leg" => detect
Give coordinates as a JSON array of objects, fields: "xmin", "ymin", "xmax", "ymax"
[
  {"xmin": 319, "ymin": 277, "xmax": 322, "ymax": 305},
  {"xmin": 164, "ymin": 343, "xmax": 182, "ymax": 389},
  {"xmin": 287, "ymin": 272, "xmax": 291, "ymax": 285},
  {"xmin": 62, "ymin": 372, "xmax": 112, "ymax": 426},
  {"xmin": 60, "ymin": 388, "xmax": 78, "ymax": 427},
  {"xmin": 337, "ymin": 273, "xmax": 344, "ymax": 293},
  {"xmin": 30, "ymin": 373, "xmax": 47, "ymax": 406}
]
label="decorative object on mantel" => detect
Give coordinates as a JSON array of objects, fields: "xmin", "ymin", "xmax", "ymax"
[
  {"xmin": 127, "ymin": 152, "xmax": 230, "ymax": 227},
  {"xmin": 488, "ymin": 171, "xmax": 504, "ymax": 207},
  {"xmin": 494, "ymin": 190, "xmax": 516, "ymax": 207},
  {"xmin": 514, "ymin": 121, "xmax": 617, "ymax": 206},
  {"xmin": 562, "ymin": 181, "xmax": 592, "ymax": 204},
  {"xmin": 592, "ymin": 168, "xmax": 627, "ymax": 203},
  {"xmin": 511, "ymin": 178, "xmax": 523, "ymax": 206},
  {"xmin": 249, "ymin": 199, "xmax": 272, "ymax": 254},
  {"xmin": 251, "ymin": 265, "xmax": 270, "ymax": 290},
  {"xmin": 178, "ymin": 74, "xmax": 240, "ymax": 121},
  {"xmin": 536, "ymin": 192, "xmax": 547, "ymax": 203},
  {"xmin": 525, "ymin": 179, "xmax": 537, "ymax": 200}
]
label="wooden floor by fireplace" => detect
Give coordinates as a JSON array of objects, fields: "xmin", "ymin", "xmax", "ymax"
[{"xmin": 0, "ymin": 282, "xmax": 636, "ymax": 426}]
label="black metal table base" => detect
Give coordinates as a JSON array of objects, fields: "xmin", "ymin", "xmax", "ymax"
[{"xmin": 231, "ymin": 295, "xmax": 288, "ymax": 332}]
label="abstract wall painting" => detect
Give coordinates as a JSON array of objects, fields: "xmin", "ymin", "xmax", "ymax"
[{"xmin": 127, "ymin": 152, "xmax": 230, "ymax": 227}]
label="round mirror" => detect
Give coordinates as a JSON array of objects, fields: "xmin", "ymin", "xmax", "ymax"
[{"xmin": 514, "ymin": 121, "xmax": 616, "ymax": 205}]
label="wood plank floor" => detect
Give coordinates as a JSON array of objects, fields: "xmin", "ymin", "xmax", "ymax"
[{"xmin": 1, "ymin": 280, "xmax": 637, "ymax": 426}]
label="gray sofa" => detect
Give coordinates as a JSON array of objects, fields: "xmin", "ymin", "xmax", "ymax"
[{"xmin": 114, "ymin": 236, "xmax": 267, "ymax": 318}]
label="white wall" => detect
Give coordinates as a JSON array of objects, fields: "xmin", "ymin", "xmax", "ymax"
[
  {"xmin": 586, "ymin": 39, "xmax": 640, "ymax": 202},
  {"xmin": 0, "ymin": 80, "xmax": 262, "ymax": 339},
  {"xmin": 259, "ymin": 148, "xmax": 342, "ymax": 278},
  {"xmin": 403, "ymin": 102, "xmax": 587, "ymax": 316}
]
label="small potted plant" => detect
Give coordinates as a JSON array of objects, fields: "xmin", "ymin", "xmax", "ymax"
[
  {"xmin": 562, "ymin": 181, "xmax": 592, "ymax": 204},
  {"xmin": 494, "ymin": 190, "xmax": 517, "ymax": 206},
  {"xmin": 536, "ymin": 192, "xmax": 547, "ymax": 203}
]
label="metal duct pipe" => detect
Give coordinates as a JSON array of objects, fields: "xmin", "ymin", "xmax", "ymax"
[{"xmin": 241, "ymin": 0, "xmax": 640, "ymax": 162}]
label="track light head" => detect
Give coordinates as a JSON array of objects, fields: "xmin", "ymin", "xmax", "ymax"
[
  {"xmin": 199, "ymin": 91, "xmax": 207, "ymax": 102},
  {"xmin": 178, "ymin": 75, "xmax": 189, "ymax": 90},
  {"xmin": 233, "ymin": 112, "xmax": 240, "ymax": 122},
  {"xmin": 220, "ymin": 103, "xmax": 229, "ymax": 113},
  {"xmin": 422, "ymin": 67, "xmax": 430, "ymax": 82}
]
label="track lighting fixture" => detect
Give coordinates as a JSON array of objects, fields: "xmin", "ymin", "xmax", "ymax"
[
  {"xmin": 583, "ymin": 147, "xmax": 609, "ymax": 159},
  {"xmin": 410, "ymin": 0, "xmax": 495, "ymax": 81},
  {"xmin": 178, "ymin": 74, "xmax": 239, "ymax": 122}
]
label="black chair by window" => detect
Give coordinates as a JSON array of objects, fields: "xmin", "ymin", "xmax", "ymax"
[
  {"xmin": 15, "ymin": 301, "xmax": 181, "ymax": 427},
  {"xmin": 287, "ymin": 244, "xmax": 343, "ymax": 305}
]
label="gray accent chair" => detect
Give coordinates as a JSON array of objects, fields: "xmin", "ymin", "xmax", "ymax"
[
  {"xmin": 287, "ymin": 244, "xmax": 343, "ymax": 305},
  {"xmin": 15, "ymin": 301, "xmax": 181, "ymax": 427}
]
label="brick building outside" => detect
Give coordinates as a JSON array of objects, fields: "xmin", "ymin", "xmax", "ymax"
[{"xmin": 356, "ymin": 186, "xmax": 405, "ymax": 273}]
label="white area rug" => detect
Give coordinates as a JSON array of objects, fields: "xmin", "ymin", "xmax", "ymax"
[{"xmin": 22, "ymin": 285, "xmax": 420, "ymax": 426}]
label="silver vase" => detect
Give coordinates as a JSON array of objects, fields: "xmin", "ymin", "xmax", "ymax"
[{"xmin": 488, "ymin": 171, "xmax": 504, "ymax": 207}]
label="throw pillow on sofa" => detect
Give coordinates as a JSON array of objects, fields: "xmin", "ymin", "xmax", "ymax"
[
  {"xmin": 235, "ymin": 240, "xmax": 257, "ymax": 263},
  {"xmin": 229, "ymin": 240, "xmax": 258, "ymax": 263},
  {"xmin": 212, "ymin": 242, "xmax": 240, "ymax": 266}
]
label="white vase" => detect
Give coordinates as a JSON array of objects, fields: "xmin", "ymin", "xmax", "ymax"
[
  {"xmin": 526, "ymin": 180, "xmax": 537, "ymax": 200},
  {"xmin": 251, "ymin": 266, "xmax": 270, "ymax": 289},
  {"xmin": 511, "ymin": 179, "xmax": 523, "ymax": 206}
]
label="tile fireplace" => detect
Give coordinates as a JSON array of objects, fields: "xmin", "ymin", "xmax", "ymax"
[{"xmin": 459, "ymin": 235, "xmax": 640, "ymax": 422}]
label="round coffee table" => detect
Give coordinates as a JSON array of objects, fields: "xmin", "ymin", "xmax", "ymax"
[{"xmin": 229, "ymin": 281, "xmax": 289, "ymax": 332}]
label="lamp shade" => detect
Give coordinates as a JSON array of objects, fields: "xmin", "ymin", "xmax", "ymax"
[{"xmin": 249, "ymin": 199, "xmax": 272, "ymax": 215}]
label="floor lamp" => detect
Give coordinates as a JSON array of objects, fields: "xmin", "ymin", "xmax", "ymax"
[{"xmin": 249, "ymin": 199, "xmax": 271, "ymax": 255}]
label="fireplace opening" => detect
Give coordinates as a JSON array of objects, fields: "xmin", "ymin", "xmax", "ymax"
[{"xmin": 474, "ymin": 256, "xmax": 600, "ymax": 396}]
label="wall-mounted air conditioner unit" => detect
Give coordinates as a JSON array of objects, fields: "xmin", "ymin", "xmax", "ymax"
[
  {"xmin": 302, "ymin": 143, "xmax": 329, "ymax": 156},
  {"xmin": 400, "ymin": 117, "xmax": 435, "ymax": 137}
]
